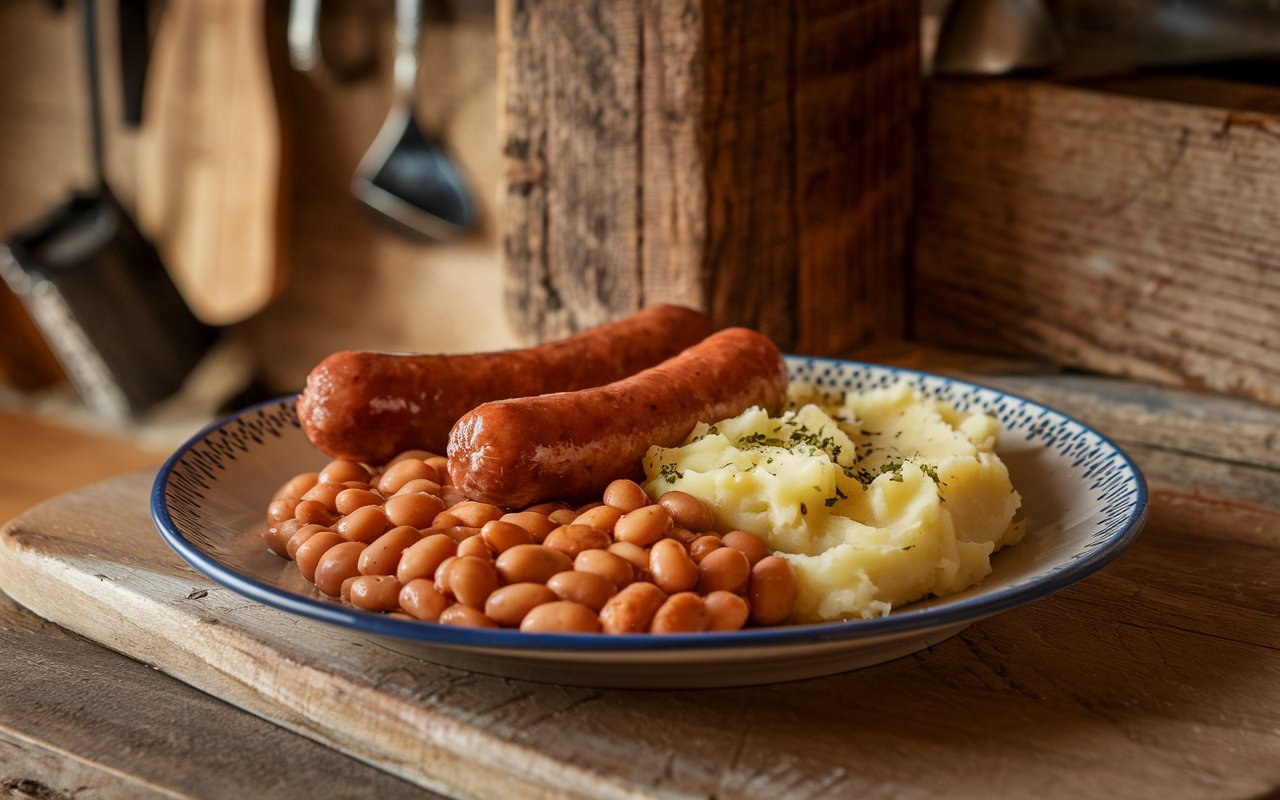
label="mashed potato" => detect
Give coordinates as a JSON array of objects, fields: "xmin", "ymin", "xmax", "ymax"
[{"xmin": 641, "ymin": 382, "xmax": 1023, "ymax": 622}]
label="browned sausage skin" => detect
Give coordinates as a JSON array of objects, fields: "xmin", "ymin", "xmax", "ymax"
[
  {"xmin": 296, "ymin": 305, "xmax": 711, "ymax": 463},
  {"xmin": 447, "ymin": 328, "xmax": 788, "ymax": 509}
]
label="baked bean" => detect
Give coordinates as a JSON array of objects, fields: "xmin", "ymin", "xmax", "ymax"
[
  {"xmin": 267, "ymin": 497, "xmax": 299, "ymax": 524},
  {"xmin": 573, "ymin": 549, "xmax": 634, "ymax": 588},
  {"xmin": 274, "ymin": 471, "xmax": 319, "ymax": 501},
  {"xmin": 651, "ymin": 592, "xmax": 706, "ymax": 633},
  {"xmin": 428, "ymin": 525, "xmax": 482, "ymax": 543},
  {"xmin": 668, "ymin": 527, "xmax": 699, "ymax": 546},
  {"xmin": 546, "ymin": 570, "xmax": 616, "ymax": 612},
  {"xmin": 603, "ymin": 479, "xmax": 649, "ymax": 513},
  {"xmin": 440, "ymin": 556, "xmax": 499, "ymax": 608},
  {"xmin": 456, "ymin": 535, "xmax": 493, "ymax": 560},
  {"xmin": 484, "ymin": 582, "xmax": 557, "ymax": 627},
  {"xmin": 300, "ymin": 482, "xmax": 344, "ymax": 510},
  {"xmin": 498, "ymin": 511, "xmax": 556, "ymax": 542},
  {"xmin": 722, "ymin": 530, "xmax": 770, "ymax": 566},
  {"xmin": 525, "ymin": 501, "xmax": 570, "ymax": 516},
  {"xmin": 359, "ymin": 525, "xmax": 423, "ymax": 576},
  {"xmin": 264, "ymin": 518, "xmax": 301, "ymax": 558},
  {"xmin": 495, "ymin": 544, "xmax": 573, "ymax": 585},
  {"xmin": 336, "ymin": 504, "xmax": 389, "ymax": 544},
  {"xmin": 439, "ymin": 604, "xmax": 497, "ymax": 628},
  {"xmin": 294, "ymin": 499, "xmax": 337, "ymax": 527},
  {"xmin": 395, "ymin": 533, "xmax": 457, "ymax": 583},
  {"xmin": 432, "ymin": 556, "xmax": 459, "ymax": 595},
  {"xmin": 377, "ymin": 459, "xmax": 439, "ymax": 495},
  {"xmin": 423, "ymin": 456, "xmax": 450, "ymax": 481},
  {"xmin": 658, "ymin": 491, "xmax": 715, "ymax": 532},
  {"xmin": 481, "ymin": 520, "xmax": 535, "ymax": 553},
  {"xmin": 696, "ymin": 546, "xmax": 750, "ymax": 594},
  {"xmin": 294, "ymin": 531, "xmax": 345, "ymax": 582},
  {"xmin": 335, "ymin": 487, "xmax": 383, "ymax": 516},
  {"xmin": 649, "ymin": 538, "xmax": 698, "ymax": 593},
  {"xmin": 520, "ymin": 601, "xmax": 601, "ymax": 633},
  {"xmin": 340, "ymin": 575, "xmax": 359, "ymax": 603},
  {"xmin": 749, "ymin": 556, "xmax": 798, "ymax": 625},
  {"xmin": 600, "ymin": 582, "xmax": 667, "ymax": 634},
  {"xmin": 439, "ymin": 486, "xmax": 469, "ymax": 507},
  {"xmin": 547, "ymin": 508, "xmax": 578, "ymax": 526},
  {"xmin": 614, "ymin": 504, "xmax": 672, "ymax": 547},
  {"xmin": 385, "ymin": 492, "xmax": 446, "ymax": 529},
  {"xmin": 399, "ymin": 579, "xmax": 449, "ymax": 622},
  {"xmin": 386, "ymin": 449, "xmax": 436, "ymax": 465},
  {"xmin": 314, "ymin": 541, "xmax": 367, "ymax": 596},
  {"xmin": 704, "ymin": 590, "xmax": 750, "ymax": 631},
  {"xmin": 573, "ymin": 504, "xmax": 622, "ymax": 533},
  {"xmin": 348, "ymin": 575, "xmax": 402, "ymax": 611},
  {"xmin": 392, "ymin": 478, "xmax": 443, "ymax": 497},
  {"xmin": 543, "ymin": 524, "xmax": 612, "ymax": 559},
  {"xmin": 286, "ymin": 523, "xmax": 329, "ymax": 560},
  {"xmin": 435, "ymin": 500, "xmax": 503, "ymax": 529},
  {"xmin": 688, "ymin": 534, "xmax": 723, "ymax": 564},
  {"xmin": 606, "ymin": 541, "xmax": 650, "ymax": 572},
  {"xmin": 319, "ymin": 460, "xmax": 371, "ymax": 485}
]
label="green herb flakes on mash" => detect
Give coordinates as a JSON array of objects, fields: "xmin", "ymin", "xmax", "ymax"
[{"xmin": 642, "ymin": 382, "xmax": 1024, "ymax": 623}]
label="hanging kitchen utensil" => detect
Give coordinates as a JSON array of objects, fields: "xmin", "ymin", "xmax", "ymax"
[
  {"xmin": 137, "ymin": 0, "xmax": 287, "ymax": 325},
  {"xmin": 352, "ymin": 0, "xmax": 475, "ymax": 241},
  {"xmin": 932, "ymin": 0, "xmax": 1064, "ymax": 75},
  {"xmin": 0, "ymin": 0, "xmax": 215, "ymax": 420},
  {"xmin": 116, "ymin": 0, "xmax": 151, "ymax": 126},
  {"xmin": 288, "ymin": 0, "xmax": 322, "ymax": 72}
]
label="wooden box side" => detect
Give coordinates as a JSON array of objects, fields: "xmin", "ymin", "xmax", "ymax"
[{"xmin": 915, "ymin": 76, "xmax": 1280, "ymax": 406}]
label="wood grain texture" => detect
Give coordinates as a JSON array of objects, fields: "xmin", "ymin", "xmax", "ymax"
[
  {"xmin": 0, "ymin": 590, "xmax": 429, "ymax": 799},
  {"xmin": 915, "ymin": 77, "xmax": 1280, "ymax": 407},
  {"xmin": 500, "ymin": 0, "xmax": 918, "ymax": 352},
  {"xmin": 2, "ymin": 372, "xmax": 1278, "ymax": 799}
]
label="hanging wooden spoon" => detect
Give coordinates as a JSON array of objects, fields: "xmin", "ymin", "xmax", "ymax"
[{"xmin": 137, "ymin": 0, "xmax": 288, "ymax": 325}]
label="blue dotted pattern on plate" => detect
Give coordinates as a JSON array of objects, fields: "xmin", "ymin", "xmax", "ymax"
[{"xmin": 164, "ymin": 403, "xmax": 302, "ymax": 553}]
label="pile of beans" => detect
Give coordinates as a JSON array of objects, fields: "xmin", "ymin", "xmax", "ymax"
[{"xmin": 263, "ymin": 451, "xmax": 798, "ymax": 633}]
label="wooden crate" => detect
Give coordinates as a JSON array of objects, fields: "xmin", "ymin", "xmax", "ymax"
[
  {"xmin": 915, "ymin": 75, "xmax": 1280, "ymax": 407},
  {"xmin": 498, "ymin": 0, "xmax": 921, "ymax": 356}
]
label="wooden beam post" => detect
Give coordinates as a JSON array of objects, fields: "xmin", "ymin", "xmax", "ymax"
[{"xmin": 499, "ymin": 0, "xmax": 920, "ymax": 354}]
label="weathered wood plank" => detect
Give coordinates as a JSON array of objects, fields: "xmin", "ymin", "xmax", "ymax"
[
  {"xmin": 915, "ymin": 77, "xmax": 1280, "ymax": 407},
  {"xmin": 793, "ymin": 0, "xmax": 917, "ymax": 354},
  {"xmin": 0, "ymin": 590, "xmax": 430, "ymax": 798},
  {"xmin": 501, "ymin": 0, "xmax": 918, "ymax": 352}
]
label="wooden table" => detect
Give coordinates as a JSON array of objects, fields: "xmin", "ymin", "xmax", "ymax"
[{"xmin": 1, "ymin": 360, "xmax": 1277, "ymax": 799}]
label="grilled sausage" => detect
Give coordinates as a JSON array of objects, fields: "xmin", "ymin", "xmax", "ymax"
[
  {"xmin": 447, "ymin": 328, "xmax": 788, "ymax": 508},
  {"xmin": 296, "ymin": 304, "xmax": 711, "ymax": 460},
  {"xmin": 297, "ymin": 305, "xmax": 711, "ymax": 463}
]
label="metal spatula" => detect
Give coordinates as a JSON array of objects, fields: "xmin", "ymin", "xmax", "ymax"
[{"xmin": 352, "ymin": 0, "xmax": 475, "ymax": 241}]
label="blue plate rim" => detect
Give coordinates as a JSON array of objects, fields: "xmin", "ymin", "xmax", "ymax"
[{"xmin": 150, "ymin": 356, "xmax": 1149, "ymax": 653}]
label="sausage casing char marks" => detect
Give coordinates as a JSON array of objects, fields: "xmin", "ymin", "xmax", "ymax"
[
  {"xmin": 296, "ymin": 305, "xmax": 711, "ymax": 463},
  {"xmin": 448, "ymin": 328, "xmax": 789, "ymax": 509}
]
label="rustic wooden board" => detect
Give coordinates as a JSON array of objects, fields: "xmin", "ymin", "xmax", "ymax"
[
  {"xmin": 916, "ymin": 76, "xmax": 1280, "ymax": 408},
  {"xmin": 0, "ymin": 590, "xmax": 429, "ymax": 799},
  {"xmin": 2, "ymin": 375, "xmax": 1278, "ymax": 799},
  {"xmin": 499, "ymin": 0, "xmax": 918, "ymax": 354}
]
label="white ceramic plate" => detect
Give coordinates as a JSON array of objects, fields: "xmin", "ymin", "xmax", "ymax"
[{"xmin": 151, "ymin": 357, "xmax": 1147, "ymax": 688}]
